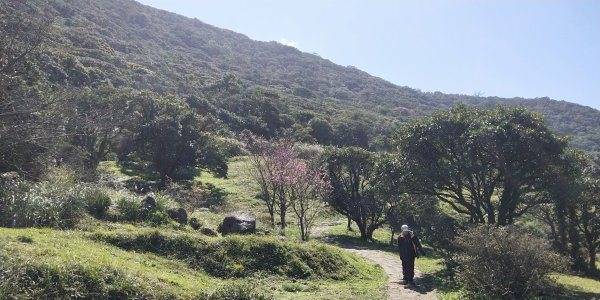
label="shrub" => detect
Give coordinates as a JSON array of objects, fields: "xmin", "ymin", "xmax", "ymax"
[
  {"xmin": 83, "ymin": 188, "xmax": 111, "ymax": 219},
  {"xmin": 146, "ymin": 211, "xmax": 172, "ymax": 226},
  {"xmin": 0, "ymin": 255, "xmax": 149, "ymax": 299},
  {"xmin": 116, "ymin": 195, "xmax": 140, "ymax": 221},
  {"xmin": 0, "ymin": 167, "xmax": 87, "ymax": 228},
  {"xmin": 453, "ymin": 225, "xmax": 569, "ymax": 298},
  {"xmin": 168, "ymin": 182, "xmax": 226, "ymax": 209}
]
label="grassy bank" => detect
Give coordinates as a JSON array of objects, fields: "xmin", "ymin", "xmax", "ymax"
[{"xmin": 0, "ymin": 226, "xmax": 386, "ymax": 299}]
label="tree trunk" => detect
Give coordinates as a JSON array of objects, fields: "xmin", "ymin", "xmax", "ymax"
[
  {"xmin": 357, "ymin": 222, "xmax": 368, "ymax": 240},
  {"xmin": 347, "ymin": 216, "xmax": 353, "ymax": 231},
  {"xmin": 568, "ymin": 206, "xmax": 586, "ymax": 270},
  {"xmin": 300, "ymin": 219, "xmax": 307, "ymax": 241},
  {"xmin": 365, "ymin": 226, "xmax": 375, "ymax": 241},
  {"xmin": 268, "ymin": 209, "xmax": 275, "ymax": 227},
  {"xmin": 390, "ymin": 229, "xmax": 395, "ymax": 246},
  {"xmin": 589, "ymin": 245, "xmax": 597, "ymax": 271},
  {"xmin": 555, "ymin": 203, "xmax": 569, "ymax": 254},
  {"xmin": 279, "ymin": 205, "xmax": 287, "ymax": 229}
]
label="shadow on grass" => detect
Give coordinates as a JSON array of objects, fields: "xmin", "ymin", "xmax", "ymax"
[
  {"xmin": 319, "ymin": 233, "xmax": 445, "ymax": 261},
  {"xmin": 318, "ymin": 233, "xmax": 399, "ymax": 255},
  {"xmin": 420, "ymin": 270, "xmax": 461, "ymax": 297},
  {"xmin": 119, "ymin": 161, "xmax": 160, "ymax": 181}
]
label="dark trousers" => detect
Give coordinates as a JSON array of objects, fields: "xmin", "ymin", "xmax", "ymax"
[{"xmin": 401, "ymin": 256, "xmax": 415, "ymax": 282}]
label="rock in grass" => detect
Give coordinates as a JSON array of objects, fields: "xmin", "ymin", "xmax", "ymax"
[
  {"xmin": 140, "ymin": 195, "xmax": 157, "ymax": 218},
  {"xmin": 220, "ymin": 211, "xmax": 256, "ymax": 235},
  {"xmin": 200, "ymin": 227, "xmax": 218, "ymax": 236},
  {"xmin": 167, "ymin": 208, "xmax": 188, "ymax": 225},
  {"xmin": 189, "ymin": 217, "xmax": 202, "ymax": 230}
]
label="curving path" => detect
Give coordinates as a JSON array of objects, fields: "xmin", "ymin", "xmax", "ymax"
[{"xmin": 313, "ymin": 222, "xmax": 437, "ymax": 300}]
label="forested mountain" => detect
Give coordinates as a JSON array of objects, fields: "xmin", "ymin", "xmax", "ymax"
[{"xmin": 11, "ymin": 0, "xmax": 600, "ymax": 152}]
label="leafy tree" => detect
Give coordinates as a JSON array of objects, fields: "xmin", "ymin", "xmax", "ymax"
[
  {"xmin": 394, "ymin": 105, "xmax": 568, "ymax": 225},
  {"xmin": 323, "ymin": 147, "xmax": 387, "ymax": 240},
  {"xmin": 0, "ymin": 0, "xmax": 55, "ymax": 177},
  {"xmin": 579, "ymin": 160, "xmax": 600, "ymax": 271},
  {"xmin": 284, "ymin": 124, "xmax": 315, "ymax": 144},
  {"xmin": 333, "ymin": 120, "xmax": 369, "ymax": 149},
  {"xmin": 579, "ymin": 156, "xmax": 600, "ymax": 271},
  {"xmin": 63, "ymin": 86, "xmax": 132, "ymax": 172},
  {"xmin": 129, "ymin": 93, "xmax": 223, "ymax": 185},
  {"xmin": 308, "ymin": 118, "xmax": 333, "ymax": 145}
]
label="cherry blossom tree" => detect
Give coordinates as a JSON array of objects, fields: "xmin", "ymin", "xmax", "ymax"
[{"xmin": 274, "ymin": 159, "xmax": 331, "ymax": 241}]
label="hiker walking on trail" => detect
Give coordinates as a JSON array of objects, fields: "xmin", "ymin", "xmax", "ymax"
[{"xmin": 397, "ymin": 224, "xmax": 426, "ymax": 285}]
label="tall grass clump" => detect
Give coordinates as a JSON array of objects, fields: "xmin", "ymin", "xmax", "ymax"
[
  {"xmin": 82, "ymin": 187, "xmax": 112, "ymax": 219},
  {"xmin": 0, "ymin": 167, "xmax": 87, "ymax": 228},
  {"xmin": 114, "ymin": 192, "xmax": 176, "ymax": 225},
  {"xmin": 199, "ymin": 283, "xmax": 272, "ymax": 300},
  {"xmin": 454, "ymin": 225, "xmax": 569, "ymax": 298},
  {"xmin": 0, "ymin": 255, "xmax": 149, "ymax": 299}
]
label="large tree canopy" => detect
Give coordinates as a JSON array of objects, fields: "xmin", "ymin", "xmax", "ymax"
[
  {"xmin": 323, "ymin": 147, "xmax": 388, "ymax": 240},
  {"xmin": 393, "ymin": 105, "xmax": 568, "ymax": 225},
  {"xmin": 126, "ymin": 92, "xmax": 226, "ymax": 185}
]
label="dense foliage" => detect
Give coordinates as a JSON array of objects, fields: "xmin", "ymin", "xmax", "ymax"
[
  {"xmin": 1, "ymin": 0, "xmax": 598, "ymax": 164},
  {"xmin": 394, "ymin": 105, "xmax": 569, "ymax": 225},
  {"xmin": 454, "ymin": 225, "xmax": 568, "ymax": 298},
  {"xmin": 323, "ymin": 147, "xmax": 389, "ymax": 240}
]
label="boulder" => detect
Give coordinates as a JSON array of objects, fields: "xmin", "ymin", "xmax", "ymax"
[
  {"xmin": 189, "ymin": 217, "xmax": 202, "ymax": 230},
  {"xmin": 220, "ymin": 211, "xmax": 256, "ymax": 235},
  {"xmin": 200, "ymin": 227, "xmax": 218, "ymax": 236},
  {"xmin": 167, "ymin": 207, "xmax": 188, "ymax": 225},
  {"xmin": 139, "ymin": 195, "xmax": 157, "ymax": 218}
]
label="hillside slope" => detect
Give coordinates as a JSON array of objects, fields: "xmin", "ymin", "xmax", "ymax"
[{"xmin": 13, "ymin": 0, "xmax": 600, "ymax": 152}]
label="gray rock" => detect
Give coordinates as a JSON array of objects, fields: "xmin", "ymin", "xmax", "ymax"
[
  {"xmin": 167, "ymin": 207, "xmax": 188, "ymax": 225},
  {"xmin": 177, "ymin": 207, "xmax": 188, "ymax": 224},
  {"xmin": 221, "ymin": 211, "xmax": 256, "ymax": 235},
  {"xmin": 189, "ymin": 217, "xmax": 202, "ymax": 230},
  {"xmin": 139, "ymin": 195, "xmax": 157, "ymax": 218}
]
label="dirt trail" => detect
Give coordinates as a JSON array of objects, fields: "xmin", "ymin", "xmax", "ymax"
[{"xmin": 313, "ymin": 222, "xmax": 437, "ymax": 300}]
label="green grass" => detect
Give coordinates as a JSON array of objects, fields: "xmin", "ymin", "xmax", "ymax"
[
  {"xmin": 0, "ymin": 225, "xmax": 387, "ymax": 299},
  {"xmin": 98, "ymin": 160, "xmax": 159, "ymax": 182},
  {"xmin": 0, "ymin": 227, "xmax": 213, "ymax": 298},
  {"xmin": 195, "ymin": 156, "xmax": 263, "ymax": 211},
  {"xmin": 550, "ymin": 274, "xmax": 600, "ymax": 298}
]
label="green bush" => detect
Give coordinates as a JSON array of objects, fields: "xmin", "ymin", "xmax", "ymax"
[
  {"xmin": 0, "ymin": 167, "xmax": 87, "ymax": 228},
  {"xmin": 116, "ymin": 195, "xmax": 140, "ymax": 221},
  {"xmin": 454, "ymin": 225, "xmax": 569, "ymax": 298},
  {"xmin": 0, "ymin": 255, "xmax": 148, "ymax": 299},
  {"xmin": 83, "ymin": 188, "xmax": 111, "ymax": 219}
]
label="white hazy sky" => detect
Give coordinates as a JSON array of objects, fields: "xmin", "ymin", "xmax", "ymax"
[{"xmin": 137, "ymin": 0, "xmax": 600, "ymax": 110}]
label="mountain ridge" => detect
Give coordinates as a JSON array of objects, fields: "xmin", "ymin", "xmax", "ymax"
[{"xmin": 14, "ymin": 0, "xmax": 600, "ymax": 152}]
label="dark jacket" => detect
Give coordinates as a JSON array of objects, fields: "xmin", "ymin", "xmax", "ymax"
[{"xmin": 397, "ymin": 231, "xmax": 426, "ymax": 259}]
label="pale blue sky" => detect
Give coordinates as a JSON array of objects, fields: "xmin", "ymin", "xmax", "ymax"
[{"xmin": 137, "ymin": 0, "xmax": 600, "ymax": 109}]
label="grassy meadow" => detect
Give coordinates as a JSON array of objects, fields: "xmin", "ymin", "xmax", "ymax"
[{"xmin": 1, "ymin": 157, "xmax": 598, "ymax": 299}]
